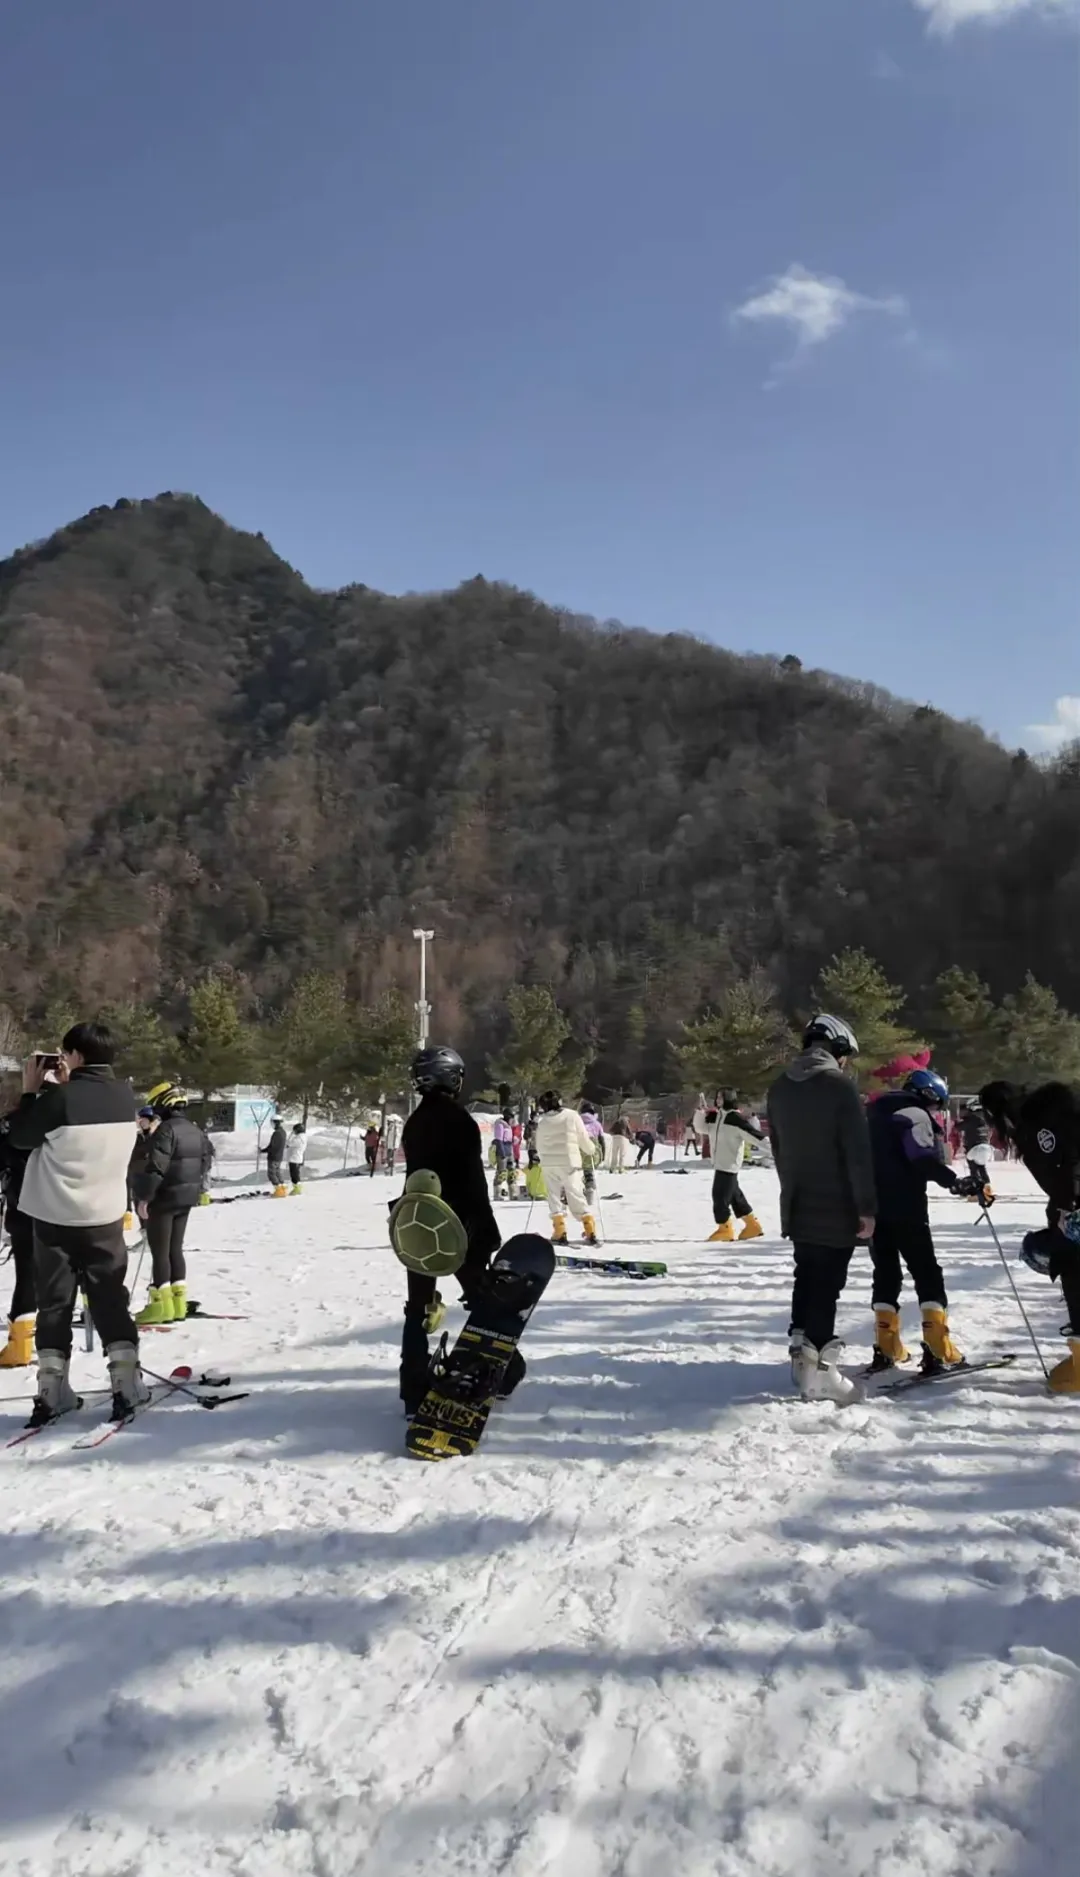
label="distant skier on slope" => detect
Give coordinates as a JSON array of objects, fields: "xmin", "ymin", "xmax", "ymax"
[
  {"xmin": 398, "ymin": 1047, "xmax": 504, "ymax": 1413},
  {"xmin": 867, "ymin": 1069, "xmax": 990, "ymax": 1375},
  {"xmin": 265, "ymin": 1116, "xmax": 288, "ymax": 1196},
  {"xmin": 766, "ymin": 1015, "xmax": 876, "ymax": 1403},
  {"xmin": 704, "ymin": 1094, "xmax": 765, "ymax": 1242},
  {"xmin": 579, "ymin": 1102, "xmax": 604, "ymax": 1204},
  {"xmin": 980, "ymin": 1078, "xmax": 1080, "ymax": 1394},
  {"xmin": 534, "ymin": 1091, "xmax": 599, "ymax": 1246}
]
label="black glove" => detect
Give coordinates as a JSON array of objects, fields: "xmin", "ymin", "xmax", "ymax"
[{"xmin": 955, "ymin": 1175, "xmax": 993, "ymax": 1204}]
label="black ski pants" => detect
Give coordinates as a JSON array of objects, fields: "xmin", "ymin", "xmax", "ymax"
[
  {"xmin": 289, "ymin": 1161, "xmax": 304, "ymax": 1186},
  {"xmin": 790, "ymin": 1242, "xmax": 854, "ymax": 1352},
  {"xmin": 400, "ymin": 1247, "xmax": 494, "ymax": 1388},
  {"xmin": 33, "ymin": 1218, "xmax": 138, "ymax": 1358},
  {"xmin": 870, "ymin": 1218, "xmax": 947, "ymax": 1311},
  {"xmin": 712, "ymin": 1171, "xmax": 752, "ymax": 1225},
  {"xmin": 267, "ymin": 1159, "xmax": 285, "ymax": 1190},
  {"xmin": 147, "ymin": 1207, "xmax": 191, "ymax": 1287},
  {"xmin": 5, "ymin": 1203, "xmax": 36, "ymax": 1318}
]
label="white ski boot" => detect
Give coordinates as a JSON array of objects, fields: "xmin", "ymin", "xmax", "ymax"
[
  {"xmin": 106, "ymin": 1342, "xmax": 151, "ymax": 1419},
  {"xmin": 29, "ymin": 1350, "xmax": 81, "ymax": 1426},
  {"xmin": 790, "ymin": 1333, "xmax": 857, "ymax": 1404}
]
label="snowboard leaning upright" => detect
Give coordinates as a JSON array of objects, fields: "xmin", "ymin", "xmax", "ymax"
[{"xmin": 406, "ymin": 1233, "xmax": 555, "ymax": 1461}]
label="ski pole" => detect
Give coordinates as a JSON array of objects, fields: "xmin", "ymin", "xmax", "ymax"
[
  {"xmin": 979, "ymin": 1204, "xmax": 1051, "ymax": 1380},
  {"xmin": 141, "ymin": 1365, "xmax": 250, "ymax": 1408}
]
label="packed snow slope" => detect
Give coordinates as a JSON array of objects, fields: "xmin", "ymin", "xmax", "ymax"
[{"xmin": 2, "ymin": 1158, "xmax": 1078, "ymax": 1877}]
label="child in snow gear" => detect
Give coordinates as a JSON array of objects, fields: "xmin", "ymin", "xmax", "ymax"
[
  {"xmin": 767, "ymin": 1015, "xmax": 876, "ymax": 1404},
  {"xmin": 534, "ymin": 1091, "xmax": 600, "ymax": 1246},
  {"xmin": 8, "ymin": 1024, "xmax": 148, "ymax": 1423},
  {"xmin": 492, "ymin": 1109, "xmax": 515, "ymax": 1199},
  {"xmin": 265, "ymin": 1116, "xmax": 288, "ymax": 1195},
  {"xmin": 980, "ymin": 1079, "xmax": 1080, "ymax": 1394},
  {"xmin": 0, "ymin": 1102, "xmax": 36, "ymax": 1366},
  {"xmin": 704, "ymin": 1094, "xmax": 765, "ymax": 1242},
  {"xmin": 132, "ymin": 1085, "xmax": 213, "ymax": 1324},
  {"xmin": 579, "ymin": 1103, "xmax": 604, "ymax": 1201},
  {"xmin": 288, "ymin": 1122, "xmax": 307, "ymax": 1193},
  {"xmin": 398, "ymin": 1047, "xmax": 505, "ymax": 1412},
  {"xmin": 867, "ymin": 1068, "xmax": 982, "ymax": 1373}
]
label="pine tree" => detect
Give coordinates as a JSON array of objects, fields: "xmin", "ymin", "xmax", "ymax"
[
  {"xmin": 812, "ymin": 949, "xmax": 924, "ymax": 1085},
  {"xmin": 996, "ymin": 974, "xmax": 1080, "ymax": 1085},
  {"xmin": 178, "ymin": 973, "xmax": 255, "ymax": 1099},
  {"xmin": 270, "ymin": 971, "xmax": 349, "ymax": 1121},
  {"xmin": 674, "ymin": 969, "xmax": 794, "ymax": 1100},
  {"xmin": 488, "ymin": 985, "xmax": 572, "ymax": 1096},
  {"xmin": 105, "ymin": 1001, "xmax": 173, "ymax": 1093},
  {"xmin": 926, "ymin": 967, "xmax": 1002, "ymax": 1091}
]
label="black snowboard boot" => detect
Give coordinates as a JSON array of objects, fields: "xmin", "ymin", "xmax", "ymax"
[{"xmin": 400, "ymin": 1305, "xmax": 432, "ymax": 1416}]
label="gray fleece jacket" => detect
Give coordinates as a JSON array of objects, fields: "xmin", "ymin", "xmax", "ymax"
[{"xmin": 766, "ymin": 1047, "xmax": 876, "ymax": 1248}]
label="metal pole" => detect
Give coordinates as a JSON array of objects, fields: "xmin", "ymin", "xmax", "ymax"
[
  {"xmin": 412, "ymin": 928, "xmax": 434, "ymax": 1050},
  {"xmin": 979, "ymin": 1204, "xmax": 1051, "ymax": 1380}
]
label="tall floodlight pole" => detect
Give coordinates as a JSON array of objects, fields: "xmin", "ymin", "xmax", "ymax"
[{"xmin": 413, "ymin": 928, "xmax": 434, "ymax": 1050}]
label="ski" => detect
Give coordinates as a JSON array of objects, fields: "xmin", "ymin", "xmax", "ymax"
[
  {"xmin": 5, "ymin": 1396, "xmax": 85, "ymax": 1449},
  {"xmin": 870, "ymin": 1354, "xmax": 1019, "ymax": 1395},
  {"xmin": 70, "ymin": 1365, "xmax": 194, "ymax": 1450},
  {"xmin": 555, "ymin": 1253, "xmax": 667, "ymax": 1280}
]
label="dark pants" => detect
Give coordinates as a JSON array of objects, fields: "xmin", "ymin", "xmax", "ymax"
[
  {"xmin": 401, "ymin": 1248, "xmax": 493, "ymax": 1392},
  {"xmin": 712, "ymin": 1171, "xmax": 752, "ymax": 1224},
  {"xmin": 636, "ymin": 1143, "xmax": 654, "ymax": 1165},
  {"xmin": 289, "ymin": 1162, "xmax": 303, "ymax": 1185},
  {"xmin": 33, "ymin": 1219, "xmax": 138, "ymax": 1358},
  {"xmin": 6, "ymin": 1204, "xmax": 36, "ymax": 1318},
  {"xmin": 790, "ymin": 1242, "xmax": 854, "ymax": 1351},
  {"xmin": 268, "ymin": 1159, "xmax": 285, "ymax": 1189},
  {"xmin": 365, "ymin": 1147, "xmax": 378, "ymax": 1176},
  {"xmin": 147, "ymin": 1208, "xmax": 190, "ymax": 1287},
  {"xmin": 1061, "ymin": 1254, "xmax": 1080, "ymax": 1334},
  {"xmin": 871, "ymin": 1218, "xmax": 947, "ymax": 1311}
]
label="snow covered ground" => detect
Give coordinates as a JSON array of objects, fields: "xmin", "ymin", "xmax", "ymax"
[{"xmin": 2, "ymin": 1159, "xmax": 1078, "ymax": 1877}]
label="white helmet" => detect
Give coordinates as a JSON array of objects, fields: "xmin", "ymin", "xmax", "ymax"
[{"xmin": 802, "ymin": 1013, "xmax": 859, "ymax": 1060}]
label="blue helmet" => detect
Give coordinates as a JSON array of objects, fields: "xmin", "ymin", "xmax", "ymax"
[{"xmin": 905, "ymin": 1068, "xmax": 949, "ymax": 1107}]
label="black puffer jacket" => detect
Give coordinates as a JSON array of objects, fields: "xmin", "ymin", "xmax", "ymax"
[
  {"xmin": 767, "ymin": 1047, "xmax": 876, "ymax": 1247},
  {"xmin": 135, "ymin": 1115, "xmax": 213, "ymax": 1213}
]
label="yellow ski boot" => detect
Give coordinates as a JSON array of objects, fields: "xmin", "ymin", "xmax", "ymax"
[
  {"xmin": 551, "ymin": 1216, "xmax": 568, "ymax": 1245},
  {"xmin": 738, "ymin": 1214, "xmax": 764, "ymax": 1241},
  {"xmin": 136, "ymin": 1287, "xmax": 176, "ymax": 1326},
  {"xmin": 169, "ymin": 1282, "xmax": 188, "ymax": 1322},
  {"xmin": 1048, "ymin": 1336, "xmax": 1080, "ymax": 1395},
  {"xmin": 871, "ymin": 1305, "xmax": 910, "ymax": 1373},
  {"xmin": 920, "ymin": 1304, "xmax": 964, "ymax": 1373},
  {"xmin": 708, "ymin": 1220, "xmax": 736, "ymax": 1243},
  {"xmin": 0, "ymin": 1315, "xmax": 35, "ymax": 1368},
  {"xmin": 582, "ymin": 1215, "xmax": 600, "ymax": 1247}
]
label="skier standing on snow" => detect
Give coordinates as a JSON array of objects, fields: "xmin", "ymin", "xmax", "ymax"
[
  {"xmin": 398, "ymin": 1046, "xmax": 504, "ymax": 1411},
  {"xmin": 579, "ymin": 1102, "xmax": 604, "ymax": 1203},
  {"xmin": 608, "ymin": 1115, "xmax": 630, "ymax": 1175},
  {"xmin": 363, "ymin": 1122, "xmax": 381, "ymax": 1176},
  {"xmin": 132, "ymin": 1083, "xmax": 213, "ymax": 1324},
  {"xmin": 704, "ymin": 1094, "xmax": 765, "ymax": 1242},
  {"xmin": 7, "ymin": 1023, "xmax": 148, "ymax": 1424},
  {"xmin": 867, "ymin": 1069, "xmax": 989, "ymax": 1374},
  {"xmin": 535, "ymin": 1091, "xmax": 599, "ymax": 1246},
  {"xmin": 980, "ymin": 1078, "xmax": 1080, "ymax": 1393},
  {"xmin": 289, "ymin": 1118, "xmax": 306, "ymax": 1193},
  {"xmin": 492, "ymin": 1109, "xmax": 515, "ymax": 1199},
  {"xmin": 766, "ymin": 1015, "xmax": 876, "ymax": 1403},
  {"xmin": 382, "ymin": 1110, "xmax": 403, "ymax": 1175},
  {"xmin": 266, "ymin": 1116, "xmax": 288, "ymax": 1195}
]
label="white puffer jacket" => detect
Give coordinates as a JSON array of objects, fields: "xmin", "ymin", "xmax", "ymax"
[{"xmin": 535, "ymin": 1107, "xmax": 594, "ymax": 1177}]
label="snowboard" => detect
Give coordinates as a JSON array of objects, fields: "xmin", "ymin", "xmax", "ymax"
[{"xmin": 406, "ymin": 1233, "xmax": 555, "ymax": 1461}]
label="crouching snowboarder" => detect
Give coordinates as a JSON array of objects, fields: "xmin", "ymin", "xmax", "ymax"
[{"xmin": 980, "ymin": 1079, "xmax": 1080, "ymax": 1394}]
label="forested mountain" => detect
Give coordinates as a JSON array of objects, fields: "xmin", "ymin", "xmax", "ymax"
[{"xmin": 0, "ymin": 494, "xmax": 1077, "ymax": 1089}]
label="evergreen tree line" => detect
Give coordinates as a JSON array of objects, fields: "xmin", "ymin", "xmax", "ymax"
[{"xmin": 3, "ymin": 950, "xmax": 1077, "ymax": 1117}]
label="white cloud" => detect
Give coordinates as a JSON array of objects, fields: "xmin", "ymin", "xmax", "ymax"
[
  {"xmin": 914, "ymin": 0, "xmax": 1077, "ymax": 33},
  {"xmin": 1026, "ymin": 696, "xmax": 1080, "ymax": 751},
  {"xmin": 732, "ymin": 264, "xmax": 908, "ymax": 376}
]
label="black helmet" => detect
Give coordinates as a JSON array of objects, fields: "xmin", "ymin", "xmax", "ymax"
[
  {"xmin": 802, "ymin": 1013, "xmax": 859, "ymax": 1061},
  {"xmin": 538, "ymin": 1090, "xmax": 562, "ymax": 1114},
  {"xmin": 580, "ymin": 1101, "xmax": 596, "ymax": 1116},
  {"xmin": 411, "ymin": 1045, "xmax": 465, "ymax": 1096},
  {"xmin": 501, "ymin": 1107, "xmax": 514, "ymax": 1122}
]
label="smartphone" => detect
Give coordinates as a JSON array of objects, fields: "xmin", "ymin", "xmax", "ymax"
[{"xmin": 33, "ymin": 1052, "xmax": 61, "ymax": 1072}]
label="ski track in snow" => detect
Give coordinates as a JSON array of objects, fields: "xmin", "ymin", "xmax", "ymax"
[{"xmin": 1, "ymin": 1160, "xmax": 1078, "ymax": 1876}]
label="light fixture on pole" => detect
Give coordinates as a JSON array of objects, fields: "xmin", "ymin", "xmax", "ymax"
[{"xmin": 412, "ymin": 928, "xmax": 434, "ymax": 1050}]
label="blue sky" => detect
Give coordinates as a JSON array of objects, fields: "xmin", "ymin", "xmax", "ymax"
[{"xmin": 1, "ymin": 0, "xmax": 1075, "ymax": 748}]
